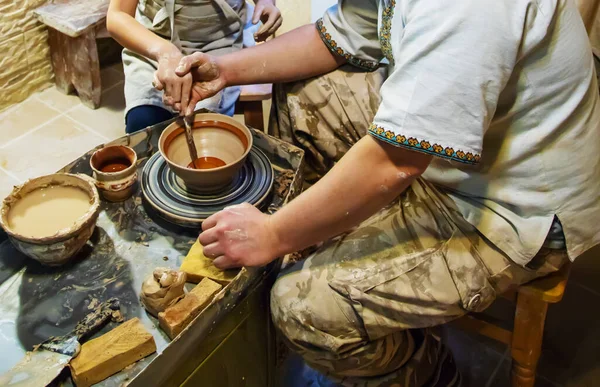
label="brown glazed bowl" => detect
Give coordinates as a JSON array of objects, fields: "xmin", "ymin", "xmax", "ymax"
[
  {"xmin": 0, "ymin": 173, "xmax": 100, "ymax": 266},
  {"xmin": 90, "ymin": 145, "xmax": 138, "ymax": 202},
  {"xmin": 159, "ymin": 113, "xmax": 253, "ymax": 192}
]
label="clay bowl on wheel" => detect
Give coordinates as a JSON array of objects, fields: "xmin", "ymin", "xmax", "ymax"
[
  {"xmin": 158, "ymin": 113, "xmax": 253, "ymax": 192},
  {"xmin": 0, "ymin": 173, "xmax": 101, "ymax": 266}
]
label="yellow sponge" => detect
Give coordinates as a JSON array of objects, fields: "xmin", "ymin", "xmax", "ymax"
[{"xmin": 180, "ymin": 241, "xmax": 240, "ymax": 285}]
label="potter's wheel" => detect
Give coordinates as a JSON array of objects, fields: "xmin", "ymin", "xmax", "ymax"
[{"xmin": 141, "ymin": 148, "xmax": 274, "ymax": 227}]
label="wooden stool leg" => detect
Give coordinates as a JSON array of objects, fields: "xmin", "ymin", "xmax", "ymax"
[
  {"xmin": 47, "ymin": 28, "xmax": 74, "ymax": 95},
  {"xmin": 70, "ymin": 30, "xmax": 102, "ymax": 109},
  {"xmin": 243, "ymin": 101, "xmax": 265, "ymax": 131},
  {"xmin": 511, "ymin": 291, "xmax": 548, "ymax": 387},
  {"xmin": 46, "ymin": 28, "xmax": 101, "ymax": 109}
]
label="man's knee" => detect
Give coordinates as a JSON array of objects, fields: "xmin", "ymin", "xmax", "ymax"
[
  {"xmin": 271, "ymin": 273, "xmax": 424, "ymax": 380},
  {"xmin": 270, "ymin": 274, "xmax": 316, "ymax": 344},
  {"xmin": 270, "ymin": 270, "xmax": 362, "ymax": 355}
]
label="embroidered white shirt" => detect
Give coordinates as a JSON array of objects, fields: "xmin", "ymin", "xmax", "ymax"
[{"xmin": 319, "ymin": 0, "xmax": 600, "ymax": 264}]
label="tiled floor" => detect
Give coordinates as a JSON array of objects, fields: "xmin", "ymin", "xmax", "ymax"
[
  {"xmin": 0, "ymin": 62, "xmax": 127, "ymax": 199},
  {"xmin": 1, "ymin": 62, "xmax": 600, "ymax": 387}
]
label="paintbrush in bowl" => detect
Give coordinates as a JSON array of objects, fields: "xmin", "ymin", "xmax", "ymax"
[{"xmin": 183, "ymin": 114, "xmax": 199, "ymax": 169}]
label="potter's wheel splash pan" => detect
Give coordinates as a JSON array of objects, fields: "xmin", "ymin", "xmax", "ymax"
[{"xmin": 141, "ymin": 147, "xmax": 273, "ymax": 228}]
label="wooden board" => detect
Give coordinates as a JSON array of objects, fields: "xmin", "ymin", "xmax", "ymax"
[
  {"xmin": 158, "ymin": 278, "xmax": 223, "ymax": 340},
  {"xmin": 239, "ymin": 84, "xmax": 272, "ymax": 102},
  {"xmin": 32, "ymin": 0, "xmax": 109, "ymax": 38},
  {"xmin": 69, "ymin": 318, "xmax": 157, "ymax": 387},
  {"xmin": 180, "ymin": 241, "xmax": 240, "ymax": 285}
]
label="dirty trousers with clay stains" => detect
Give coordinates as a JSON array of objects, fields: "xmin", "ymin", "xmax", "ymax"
[{"xmin": 268, "ymin": 65, "xmax": 569, "ymax": 386}]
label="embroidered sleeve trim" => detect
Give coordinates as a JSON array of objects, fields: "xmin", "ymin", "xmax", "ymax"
[
  {"xmin": 316, "ymin": 18, "xmax": 379, "ymax": 71},
  {"xmin": 368, "ymin": 124, "xmax": 481, "ymax": 164},
  {"xmin": 379, "ymin": 0, "xmax": 395, "ymax": 66}
]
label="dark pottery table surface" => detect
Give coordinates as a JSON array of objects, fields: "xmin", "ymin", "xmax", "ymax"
[{"xmin": 0, "ymin": 118, "xmax": 304, "ymax": 386}]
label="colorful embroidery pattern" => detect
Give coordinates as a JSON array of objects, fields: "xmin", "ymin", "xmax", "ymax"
[
  {"xmin": 380, "ymin": 0, "xmax": 396, "ymax": 66},
  {"xmin": 369, "ymin": 124, "xmax": 481, "ymax": 164},
  {"xmin": 316, "ymin": 18, "xmax": 379, "ymax": 71}
]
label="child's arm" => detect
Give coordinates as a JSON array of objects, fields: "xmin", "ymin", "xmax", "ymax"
[
  {"xmin": 107, "ymin": 0, "xmax": 178, "ymax": 62},
  {"xmin": 107, "ymin": 0, "xmax": 193, "ymax": 113},
  {"xmin": 251, "ymin": 0, "xmax": 283, "ymax": 42}
]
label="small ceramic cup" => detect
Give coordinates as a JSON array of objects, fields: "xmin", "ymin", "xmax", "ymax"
[
  {"xmin": 90, "ymin": 145, "xmax": 138, "ymax": 202},
  {"xmin": 158, "ymin": 113, "xmax": 253, "ymax": 192}
]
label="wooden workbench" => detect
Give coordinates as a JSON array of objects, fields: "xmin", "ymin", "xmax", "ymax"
[{"xmin": 0, "ymin": 116, "xmax": 305, "ymax": 386}]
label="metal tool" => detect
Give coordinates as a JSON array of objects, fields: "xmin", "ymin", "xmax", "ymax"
[
  {"xmin": 183, "ymin": 114, "xmax": 199, "ymax": 169},
  {"xmin": 0, "ymin": 298, "xmax": 122, "ymax": 387}
]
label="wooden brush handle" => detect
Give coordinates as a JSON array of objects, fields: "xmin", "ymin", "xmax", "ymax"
[
  {"xmin": 39, "ymin": 299, "xmax": 122, "ymax": 356},
  {"xmin": 183, "ymin": 116, "xmax": 199, "ymax": 168},
  {"xmin": 73, "ymin": 298, "xmax": 122, "ymax": 341}
]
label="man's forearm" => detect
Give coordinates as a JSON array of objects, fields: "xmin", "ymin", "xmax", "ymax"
[
  {"xmin": 219, "ymin": 24, "xmax": 345, "ymax": 86},
  {"xmin": 269, "ymin": 136, "xmax": 432, "ymax": 257}
]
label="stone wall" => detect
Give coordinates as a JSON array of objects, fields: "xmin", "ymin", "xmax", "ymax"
[{"xmin": 0, "ymin": 0, "xmax": 53, "ymax": 112}]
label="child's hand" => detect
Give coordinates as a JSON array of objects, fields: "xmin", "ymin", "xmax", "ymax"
[
  {"xmin": 252, "ymin": 0, "xmax": 282, "ymax": 42},
  {"xmin": 152, "ymin": 48, "xmax": 193, "ymax": 115}
]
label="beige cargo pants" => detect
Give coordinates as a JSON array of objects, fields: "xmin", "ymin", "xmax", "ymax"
[{"xmin": 268, "ymin": 66, "xmax": 568, "ymax": 386}]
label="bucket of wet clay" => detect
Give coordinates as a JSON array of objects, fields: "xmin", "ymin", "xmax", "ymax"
[{"xmin": 0, "ymin": 173, "xmax": 100, "ymax": 266}]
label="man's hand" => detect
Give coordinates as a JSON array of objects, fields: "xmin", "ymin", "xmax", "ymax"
[
  {"xmin": 152, "ymin": 48, "xmax": 193, "ymax": 115},
  {"xmin": 173, "ymin": 24, "xmax": 343, "ymax": 116},
  {"xmin": 252, "ymin": 0, "xmax": 282, "ymax": 42},
  {"xmin": 198, "ymin": 203, "xmax": 281, "ymax": 269},
  {"xmin": 175, "ymin": 52, "xmax": 227, "ymax": 116}
]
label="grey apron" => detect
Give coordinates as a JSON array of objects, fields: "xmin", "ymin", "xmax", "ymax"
[{"xmin": 122, "ymin": 0, "xmax": 257, "ymax": 117}]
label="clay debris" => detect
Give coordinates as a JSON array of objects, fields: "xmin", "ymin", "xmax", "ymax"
[{"xmin": 140, "ymin": 268, "xmax": 187, "ymax": 317}]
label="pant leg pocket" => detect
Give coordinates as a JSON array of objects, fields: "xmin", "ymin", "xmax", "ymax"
[
  {"xmin": 328, "ymin": 230, "xmax": 496, "ymax": 342},
  {"xmin": 441, "ymin": 231, "xmax": 496, "ymax": 313}
]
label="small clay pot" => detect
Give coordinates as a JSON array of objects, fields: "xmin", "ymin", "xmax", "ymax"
[
  {"xmin": 159, "ymin": 113, "xmax": 253, "ymax": 192},
  {"xmin": 0, "ymin": 173, "xmax": 100, "ymax": 266},
  {"xmin": 90, "ymin": 145, "xmax": 138, "ymax": 202}
]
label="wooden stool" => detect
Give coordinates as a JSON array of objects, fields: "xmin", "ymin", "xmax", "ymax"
[
  {"xmin": 451, "ymin": 262, "xmax": 571, "ymax": 387},
  {"xmin": 33, "ymin": 0, "xmax": 110, "ymax": 109},
  {"xmin": 236, "ymin": 84, "xmax": 273, "ymax": 131}
]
